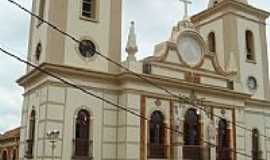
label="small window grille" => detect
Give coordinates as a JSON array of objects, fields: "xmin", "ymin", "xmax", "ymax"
[{"xmin": 143, "ymin": 63, "xmax": 152, "ymax": 74}]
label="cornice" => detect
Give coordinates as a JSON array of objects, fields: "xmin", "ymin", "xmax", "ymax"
[
  {"xmin": 191, "ymin": 0, "xmax": 270, "ymax": 23},
  {"xmin": 246, "ymin": 98, "xmax": 270, "ymax": 107},
  {"xmin": 17, "ymin": 63, "xmax": 118, "ymax": 86},
  {"xmin": 17, "ymin": 63, "xmax": 251, "ymax": 100},
  {"xmin": 119, "ymin": 73, "xmax": 250, "ymax": 99}
]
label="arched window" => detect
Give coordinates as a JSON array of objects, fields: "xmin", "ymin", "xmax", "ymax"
[
  {"xmin": 148, "ymin": 111, "xmax": 166, "ymax": 158},
  {"xmin": 12, "ymin": 149, "xmax": 16, "ymax": 160},
  {"xmin": 246, "ymin": 30, "xmax": 255, "ymax": 61},
  {"xmin": 183, "ymin": 109, "xmax": 202, "ymax": 160},
  {"xmin": 25, "ymin": 110, "xmax": 36, "ymax": 158},
  {"xmin": 208, "ymin": 32, "xmax": 216, "ymax": 53},
  {"xmin": 74, "ymin": 110, "xmax": 92, "ymax": 158},
  {"xmin": 217, "ymin": 119, "xmax": 232, "ymax": 160},
  {"xmin": 252, "ymin": 128, "xmax": 260, "ymax": 160},
  {"xmin": 184, "ymin": 109, "xmax": 200, "ymax": 145},
  {"xmin": 2, "ymin": 150, "xmax": 8, "ymax": 160},
  {"xmin": 81, "ymin": 0, "xmax": 97, "ymax": 19}
]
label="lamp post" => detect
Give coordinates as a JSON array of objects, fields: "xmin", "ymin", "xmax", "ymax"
[{"xmin": 47, "ymin": 130, "xmax": 60, "ymax": 160}]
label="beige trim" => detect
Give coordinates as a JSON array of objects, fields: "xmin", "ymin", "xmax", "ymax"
[
  {"xmin": 17, "ymin": 63, "xmax": 251, "ymax": 100},
  {"xmin": 192, "ymin": 0, "xmax": 269, "ymax": 24},
  {"xmin": 45, "ymin": 0, "xmax": 68, "ymax": 64},
  {"xmin": 26, "ymin": 0, "xmax": 37, "ymax": 72},
  {"xmin": 79, "ymin": 0, "xmax": 100, "ymax": 22},
  {"xmin": 259, "ymin": 23, "xmax": 270, "ymax": 99},
  {"xmin": 176, "ymin": 30, "xmax": 207, "ymax": 68},
  {"xmin": 108, "ymin": 0, "xmax": 122, "ymax": 73},
  {"xmin": 222, "ymin": 13, "xmax": 240, "ymax": 79},
  {"xmin": 150, "ymin": 62, "xmax": 229, "ymax": 80},
  {"xmin": 246, "ymin": 99, "xmax": 270, "ymax": 107}
]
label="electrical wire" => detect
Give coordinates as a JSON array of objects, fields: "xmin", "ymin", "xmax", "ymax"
[
  {"xmin": 0, "ymin": 45, "xmax": 260, "ymax": 159},
  {"xmin": 7, "ymin": 0, "xmax": 270, "ymax": 139}
]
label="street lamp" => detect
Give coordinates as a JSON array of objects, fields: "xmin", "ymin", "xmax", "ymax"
[{"xmin": 47, "ymin": 130, "xmax": 60, "ymax": 160}]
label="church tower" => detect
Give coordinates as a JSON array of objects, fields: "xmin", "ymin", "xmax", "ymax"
[
  {"xmin": 27, "ymin": 0, "xmax": 122, "ymax": 73},
  {"xmin": 191, "ymin": 0, "xmax": 270, "ymax": 99},
  {"xmin": 19, "ymin": 1, "xmax": 123, "ymax": 160}
]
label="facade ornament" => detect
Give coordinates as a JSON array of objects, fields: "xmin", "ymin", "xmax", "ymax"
[
  {"xmin": 155, "ymin": 99, "xmax": 162, "ymax": 107},
  {"xmin": 171, "ymin": 18, "xmax": 195, "ymax": 41},
  {"xmin": 221, "ymin": 109, "xmax": 226, "ymax": 117},
  {"xmin": 126, "ymin": 21, "xmax": 138, "ymax": 61}
]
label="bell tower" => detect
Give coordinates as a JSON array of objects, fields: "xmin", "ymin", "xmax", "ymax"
[
  {"xmin": 27, "ymin": 0, "xmax": 122, "ymax": 73},
  {"xmin": 191, "ymin": 0, "xmax": 270, "ymax": 99}
]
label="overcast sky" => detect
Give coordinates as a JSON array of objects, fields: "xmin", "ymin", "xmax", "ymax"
[{"xmin": 0, "ymin": 0, "xmax": 269, "ymax": 133}]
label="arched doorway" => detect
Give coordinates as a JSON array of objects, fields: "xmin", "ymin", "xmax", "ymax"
[
  {"xmin": 217, "ymin": 119, "xmax": 232, "ymax": 160},
  {"xmin": 74, "ymin": 109, "xmax": 91, "ymax": 158},
  {"xmin": 148, "ymin": 111, "xmax": 166, "ymax": 158},
  {"xmin": 183, "ymin": 108, "xmax": 202, "ymax": 160},
  {"xmin": 2, "ymin": 150, "xmax": 8, "ymax": 160}
]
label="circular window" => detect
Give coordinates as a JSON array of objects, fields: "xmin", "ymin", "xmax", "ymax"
[
  {"xmin": 247, "ymin": 76, "xmax": 257, "ymax": 91},
  {"xmin": 79, "ymin": 40, "xmax": 96, "ymax": 58},
  {"xmin": 35, "ymin": 43, "xmax": 42, "ymax": 61}
]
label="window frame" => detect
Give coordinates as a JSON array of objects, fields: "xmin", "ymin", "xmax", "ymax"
[
  {"xmin": 148, "ymin": 111, "xmax": 167, "ymax": 159},
  {"xmin": 25, "ymin": 110, "xmax": 36, "ymax": 159},
  {"xmin": 183, "ymin": 108, "xmax": 201, "ymax": 145},
  {"xmin": 208, "ymin": 32, "xmax": 216, "ymax": 53},
  {"xmin": 73, "ymin": 109, "xmax": 93, "ymax": 159},
  {"xmin": 245, "ymin": 30, "xmax": 256, "ymax": 63},
  {"xmin": 216, "ymin": 118, "xmax": 232, "ymax": 160},
  {"xmin": 80, "ymin": 0, "xmax": 99, "ymax": 22}
]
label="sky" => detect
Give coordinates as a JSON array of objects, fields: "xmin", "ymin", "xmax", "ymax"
[{"xmin": 0, "ymin": 0, "xmax": 269, "ymax": 133}]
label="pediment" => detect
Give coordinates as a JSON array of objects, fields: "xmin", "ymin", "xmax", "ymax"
[
  {"xmin": 143, "ymin": 27, "xmax": 237, "ymax": 89},
  {"xmin": 147, "ymin": 40, "xmax": 234, "ymax": 76}
]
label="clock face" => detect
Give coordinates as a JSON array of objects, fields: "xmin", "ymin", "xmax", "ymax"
[
  {"xmin": 247, "ymin": 76, "xmax": 257, "ymax": 91},
  {"xmin": 177, "ymin": 34, "xmax": 203, "ymax": 67}
]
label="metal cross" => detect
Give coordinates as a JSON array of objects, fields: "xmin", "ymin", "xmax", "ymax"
[{"xmin": 179, "ymin": 0, "xmax": 192, "ymax": 19}]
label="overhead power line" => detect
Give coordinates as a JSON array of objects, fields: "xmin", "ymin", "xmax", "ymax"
[
  {"xmin": 0, "ymin": 45, "xmax": 259, "ymax": 159},
  {"xmin": 6, "ymin": 0, "xmax": 270, "ymax": 140}
]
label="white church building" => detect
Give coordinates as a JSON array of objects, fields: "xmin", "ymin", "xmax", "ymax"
[{"xmin": 17, "ymin": 0, "xmax": 270, "ymax": 159}]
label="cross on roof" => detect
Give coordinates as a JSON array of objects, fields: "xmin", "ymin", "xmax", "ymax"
[{"xmin": 179, "ymin": 0, "xmax": 192, "ymax": 19}]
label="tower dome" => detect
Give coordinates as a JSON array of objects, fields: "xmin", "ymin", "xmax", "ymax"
[{"xmin": 208, "ymin": 0, "xmax": 248, "ymax": 8}]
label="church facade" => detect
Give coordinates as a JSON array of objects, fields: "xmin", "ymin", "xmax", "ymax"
[{"xmin": 17, "ymin": 0, "xmax": 270, "ymax": 160}]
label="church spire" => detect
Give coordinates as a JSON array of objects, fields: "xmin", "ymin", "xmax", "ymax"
[{"xmin": 126, "ymin": 21, "xmax": 138, "ymax": 61}]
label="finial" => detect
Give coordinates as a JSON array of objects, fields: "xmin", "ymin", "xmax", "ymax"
[
  {"xmin": 179, "ymin": 0, "xmax": 192, "ymax": 20},
  {"xmin": 126, "ymin": 21, "xmax": 138, "ymax": 61}
]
